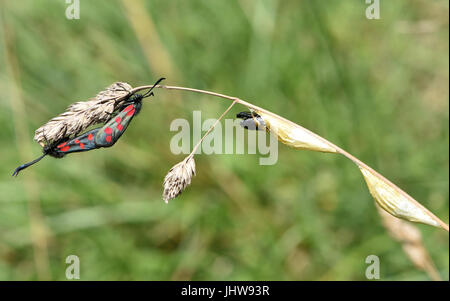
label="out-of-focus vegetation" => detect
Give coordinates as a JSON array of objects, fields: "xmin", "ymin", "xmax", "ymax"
[{"xmin": 0, "ymin": 0, "xmax": 448, "ymax": 280}]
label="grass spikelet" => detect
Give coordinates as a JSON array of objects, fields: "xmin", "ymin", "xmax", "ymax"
[
  {"xmin": 34, "ymin": 82, "xmax": 132, "ymax": 146},
  {"xmin": 252, "ymin": 109, "xmax": 338, "ymax": 153},
  {"xmin": 376, "ymin": 205, "xmax": 442, "ymax": 280},
  {"xmin": 163, "ymin": 156, "xmax": 196, "ymax": 204},
  {"xmin": 360, "ymin": 165, "xmax": 444, "ymax": 229},
  {"xmin": 160, "ymin": 100, "xmax": 236, "ymax": 204}
]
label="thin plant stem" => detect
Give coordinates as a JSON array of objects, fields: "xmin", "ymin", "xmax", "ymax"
[
  {"xmin": 132, "ymin": 84, "xmax": 449, "ymax": 231},
  {"xmin": 188, "ymin": 100, "xmax": 237, "ymax": 159}
]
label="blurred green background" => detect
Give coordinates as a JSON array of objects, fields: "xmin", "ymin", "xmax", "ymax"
[{"xmin": 0, "ymin": 0, "xmax": 448, "ymax": 280}]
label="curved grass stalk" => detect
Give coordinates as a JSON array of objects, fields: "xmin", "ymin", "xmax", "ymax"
[{"xmin": 132, "ymin": 84, "xmax": 449, "ymax": 231}]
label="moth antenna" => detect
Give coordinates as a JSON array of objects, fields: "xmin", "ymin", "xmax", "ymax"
[
  {"xmin": 142, "ymin": 77, "xmax": 166, "ymax": 98},
  {"xmin": 12, "ymin": 153, "xmax": 47, "ymax": 177}
]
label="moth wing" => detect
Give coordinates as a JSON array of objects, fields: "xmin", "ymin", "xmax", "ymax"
[
  {"xmin": 95, "ymin": 103, "xmax": 139, "ymax": 147},
  {"xmin": 55, "ymin": 129, "xmax": 100, "ymax": 154}
]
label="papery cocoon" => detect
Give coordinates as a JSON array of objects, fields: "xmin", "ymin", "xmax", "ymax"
[
  {"xmin": 360, "ymin": 165, "xmax": 442, "ymax": 229},
  {"xmin": 253, "ymin": 110, "xmax": 338, "ymax": 153}
]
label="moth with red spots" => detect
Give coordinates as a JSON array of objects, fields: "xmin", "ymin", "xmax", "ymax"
[{"xmin": 12, "ymin": 78, "xmax": 165, "ymax": 176}]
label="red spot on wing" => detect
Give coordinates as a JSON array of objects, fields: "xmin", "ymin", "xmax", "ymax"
[
  {"xmin": 88, "ymin": 133, "xmax": 93, "ymax": 141},
  {"xmin": 115, "ymin": 116, "xmax": 122, "ymax": 123},
  {"xmin": 117, "ymin": 123, "xmax": 123, "ymax": 131},
  {"xmin": 106, "ymin": 136, "xmax": 112, "ymax": 143},
  {"xmin": 75, "ymin": 139, "xmax": 80, "ymax": 144},
  {"xmin": 80, "ymin": 143, "xmax": 85, "ymax": 149},
  {"xmin": 126, "ymin": 108, "xmax": 135, "ymax": 116},
  {"xmin": 104, "ymin": 127, "xmax": 113, "ymax": 134},
  {"xmin": 57, "ymin": 142, "xmax": 67, "ymax": 148},
  {"xmin": 124, "ymin": 104, "xmax": 134, "ymax": 112},
  {"xmin": 61, "ymin": 146, "xmax": 70, "ymax": 152}
]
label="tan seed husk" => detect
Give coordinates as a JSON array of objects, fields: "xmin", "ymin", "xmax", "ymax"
[{"xmin": 359, "ymin": 165, "xmax": 442, "ymax": 229}]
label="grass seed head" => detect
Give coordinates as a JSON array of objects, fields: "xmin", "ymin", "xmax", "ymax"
[{"xmin": 163, "ymin": 156, "xmax": 196, "ymax": 204}]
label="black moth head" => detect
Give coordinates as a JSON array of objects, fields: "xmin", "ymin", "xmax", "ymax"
[
  {"xmin": 236, "ymin": 111, "xmax": 259, "ymax": 120},
  {"xmin": 128, "ymin": 93, "xmax": 145, "ymax": 103},
  {"xmin": 236, "ymin": 111, "xmax": 265, "ymax": 131}
]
